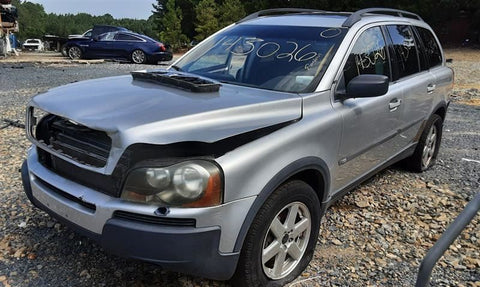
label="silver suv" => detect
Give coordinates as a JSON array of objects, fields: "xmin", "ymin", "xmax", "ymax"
[{"xmin": 22, "ymin": 8, "xmax": 453, "ymax": 286}]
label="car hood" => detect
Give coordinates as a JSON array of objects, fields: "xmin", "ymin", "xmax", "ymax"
[{"xmin": 30, "ymin": 74, "xmax": 303, "ymax": 147}]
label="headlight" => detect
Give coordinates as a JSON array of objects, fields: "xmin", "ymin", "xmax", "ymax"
[{"xmin": 121, "ymin": 160, "xmax": 223, "ymax": 208}]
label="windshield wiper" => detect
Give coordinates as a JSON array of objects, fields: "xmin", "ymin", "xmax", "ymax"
[{"xmin": 170, "ymin": 65, "xmax": 183, "ymax": 72}]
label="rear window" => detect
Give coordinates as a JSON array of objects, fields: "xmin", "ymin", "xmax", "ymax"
[
  {"xmin": 416, "ymin": 27, "xmax": 442, "ymax": 68},
  {"xmin": 174, "ymin": 25, "xmax": 347, "ymax": 93},
  {"xmin": 116, "ymin": 33, "xmax": 142, "ymax": 41}
]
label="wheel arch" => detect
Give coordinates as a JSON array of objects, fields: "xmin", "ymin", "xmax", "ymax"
[
  {"xmin": 433, "ymin": 102, "xmax": 448, "ymax": 122},
  {"xmin": 233, "ymin": 156, "xmax": 330, "ymax": 252}
]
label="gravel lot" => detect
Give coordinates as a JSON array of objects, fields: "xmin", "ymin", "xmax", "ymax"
[{"xmin": 0, "ymin": 50, "xmax": 479, "ymax": 287}]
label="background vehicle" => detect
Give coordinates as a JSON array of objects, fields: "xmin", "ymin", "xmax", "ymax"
[
  {"xmin": 65, "ymin": 28, "xmax": 172, "ymax": 63},
  {"xmin": 61, "ymin": 25, "xmax": 128, "ymax": 56},
  {"xmin": 22, "ymin": 38, "xmax": 44, "ymax": 51},
  {"xmin": 22, "ymin": 8, "xmax": 453, "ymax": 286}
]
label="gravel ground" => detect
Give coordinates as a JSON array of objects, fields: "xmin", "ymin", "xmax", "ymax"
[{"xmin": 0, "ymin": 50, "xmax": 479, "ymax": 287}]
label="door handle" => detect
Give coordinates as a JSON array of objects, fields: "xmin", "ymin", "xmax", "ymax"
[
  {"xmin": 389, "ymin": 98, "xmax": 402, "ymax": 111},
  {"xmin": 427, "ymin": 84, "xmax": 436, "ymax": 94}
]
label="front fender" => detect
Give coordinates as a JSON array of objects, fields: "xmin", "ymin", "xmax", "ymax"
[{"xmin": 233, "ymin": 156, "xmax": 330, "ymax": 252}]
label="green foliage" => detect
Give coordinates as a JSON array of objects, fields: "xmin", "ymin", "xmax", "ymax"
[
  {"xmin": 13, "ymin": 0, "xmax": 47, "ymax": 39},
  {"xmin": 160, "ymin": 0, "xmax": 189, "ymax": 50},
  {"xmin": 194, "ymin": 0, "xmax": 219, "ymax": 41},
  {"xmin": 8, "ymin": 0, "xmax": 480, "ymax": 44},
  {"xmin": 10, "ymin": 1, "xmax": 156, "ymax": 41},
  {"xmin": 219, "ymin": 0, "xmax": 246, "ymax": 28},
  {"xmin": 152, "ymin": 0, "xmax": 167, "ymax": 32}
]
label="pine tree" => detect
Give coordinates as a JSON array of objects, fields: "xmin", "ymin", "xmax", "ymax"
[
  {"xmin": 219, "ymin": 0, "xmax": 246, "ymax": 28},
  {"xmin": 152, "ymin": 0, "xmax": 167, "ymax": 32},
  {"xmin": 194, "ymin": 0, "xmax": 219, "ymax": 41},
  {"xmin": 160, "ymin": 0, "xmax": 188, "ymax": 51}
]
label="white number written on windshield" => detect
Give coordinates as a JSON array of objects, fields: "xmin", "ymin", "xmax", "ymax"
[{"xmin": 219, "ymin": 37, "xmax": 318, "ymax": 63}]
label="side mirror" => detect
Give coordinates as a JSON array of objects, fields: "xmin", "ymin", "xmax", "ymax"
[{"xmin": 343, "ymin": 74, "xmax": 389, "ymax": 99}]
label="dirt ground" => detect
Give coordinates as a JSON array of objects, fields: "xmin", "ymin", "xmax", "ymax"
[
  {"xmin": 0, "ymin": 51, "xmax": 183, "ymax": 64},
  {"xmin": 0, "ymin": 47, "xmax": 478, "ymax": 287}
]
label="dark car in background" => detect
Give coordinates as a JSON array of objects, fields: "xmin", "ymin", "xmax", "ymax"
[{"xmin": 65, "ymin": 26, "xmax": 172, "ymax": 64}]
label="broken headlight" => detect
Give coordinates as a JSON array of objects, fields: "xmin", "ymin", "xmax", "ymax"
[{"xmin": 122, "ymin": 160, "xmax": 223, "ymax": 208}]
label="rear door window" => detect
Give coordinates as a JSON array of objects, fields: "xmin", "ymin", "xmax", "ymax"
[{"xmin": 386, "ymin": 25, "xmax": 420, "ymax": 79}]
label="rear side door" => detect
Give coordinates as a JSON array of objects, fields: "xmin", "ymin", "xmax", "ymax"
[
  {"xmin": 332, "ymin": 26, "xmax": 405, "ymax": 192},
  {"xmin": 384, "ymin": 25, "xmax": 434, "ymax": 147},
  {"xmin": 414, "ymin": 26, "xmax": 453, "ymax": 110}
]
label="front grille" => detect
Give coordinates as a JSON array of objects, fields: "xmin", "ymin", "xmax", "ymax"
[
  {"xmin": 36, "ymin": 115, "xmax": 111, "ymax": 168},
  {"xmin": 38, "ymin": 150, "xmax": 126, "ymax": 197},
  {"xmin": 113, "ymin": 210, "xmax": 196, "ymax": 227}
]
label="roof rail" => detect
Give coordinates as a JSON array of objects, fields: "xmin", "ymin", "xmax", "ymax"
[
  {"xmin": 238, "ymin": 8, "xmax": 326, "ymax": 24},
  {"xmin": 342, "ymin": 8, "xmax": 423, "ymax": 27}
]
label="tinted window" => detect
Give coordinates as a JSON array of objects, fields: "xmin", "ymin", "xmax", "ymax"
[
  {"xmin": 413, "ymin": 30, "xmax": 428, "ymax": 71},
  {"xmin": 386, "ymin": 25, "xmax": 419, "ymax": 79},
  {"xmin": 116, "ymin": 33, "xmax": 142, "ymax": 41},
  {"xmin": 343, "ymin": 26, "xmax": 390, "ymax": 87},
  {"xmin": 174, "ymin": 25, "xmax": 347, "ymax": 93},
  {"xmin": 416, "ymin": 27, "xmax": 442, "ymax": 68}
]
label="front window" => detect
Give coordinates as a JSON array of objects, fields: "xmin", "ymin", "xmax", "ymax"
[
  {"xmin": 343, "ymin": 26, "xmax": 390, "ymax": 87},
  {"xmin": 174, "ymin": 25, "xmax": 347, "ymax": 93}
]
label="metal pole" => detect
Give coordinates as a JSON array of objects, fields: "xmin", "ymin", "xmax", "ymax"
[{"xmin": 415, "ymin": 192, "xmax": 480, "ymax": 287}]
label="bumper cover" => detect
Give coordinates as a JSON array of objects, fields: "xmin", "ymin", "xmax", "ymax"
[
  {"xmin": 21, "ymin": 160, "xmax": 238, "ymax": 280},
  {"xmin": 148, "ymin": 51, "xmax": 173, "ymax": 62}
]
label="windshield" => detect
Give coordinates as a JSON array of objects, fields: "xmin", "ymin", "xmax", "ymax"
[{"xmin": 174, "ymin": 24, "xmax": 346, "ymax": 93}]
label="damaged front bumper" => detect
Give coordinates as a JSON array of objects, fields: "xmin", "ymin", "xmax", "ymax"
[{"xmin": 21, "ymin": 148, "xmax": 244, "ymax": 280}]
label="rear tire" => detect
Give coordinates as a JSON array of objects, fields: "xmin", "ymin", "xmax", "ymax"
[
  {"xmin": 405, "ymin": 114, "xmax": 443, "ymax": 172},
  {"xmin": 68, "ymin": 46, "xmax": 82, "ymax": 60},
  {"xmin": 131, "ymin": 49, "xmax": 146, "ymax": 64},
  {"xmin": 231, "ymin": 180, "xmax": 321, "ymax": 287}
]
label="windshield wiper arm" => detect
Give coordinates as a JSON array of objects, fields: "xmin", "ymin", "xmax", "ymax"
[{"xmin": 170, "ymin": 65, "xmax": 183, "ymax": 72}]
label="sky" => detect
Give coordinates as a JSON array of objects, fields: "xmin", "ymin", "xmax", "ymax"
[{"xmin": 29, "ymin": 0, "xmax": 157, "ymax": 19}]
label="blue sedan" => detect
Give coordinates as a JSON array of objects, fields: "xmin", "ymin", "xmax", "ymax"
[{"xmin": 66, "ymin": 31, "xmax": 172, "ymax": 64}]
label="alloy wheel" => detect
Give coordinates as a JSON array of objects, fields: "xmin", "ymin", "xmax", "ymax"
[
  {"xmin": 262, "ymin": 201, "xmax": 311, "ymax": 280},
  {"xmin": 422, "ymin": 124, "xmax": 437, "ymax": 169},
  {"xmin": 68, "ymin": 46, "xmax": 82, "ymax": 59},
  {"xmin": 132, "ymin": 50, "xmax": 146, "ymax": 64}
]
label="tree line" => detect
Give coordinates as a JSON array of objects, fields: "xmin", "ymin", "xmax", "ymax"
[
  {"xmin": 11, "ymin": 0, "xmax": 157, "ymax": 40},
  {"xmin": 11, "ymin": 0, "xmax": 480, "ymax": 49}
]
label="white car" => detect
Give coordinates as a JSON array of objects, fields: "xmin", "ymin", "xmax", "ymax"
[{"xmin": 23, "ymin": 39, "xmax": 44, "ymax": 51}]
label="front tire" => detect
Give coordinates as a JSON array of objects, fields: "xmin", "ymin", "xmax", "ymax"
[
  {"xmin": 232, "ymin": 180, "xmax": 321, "ymax": 287},
  {"xmin": 68, "ymin": 46, "xmax": 82, "ymax": 60},
  {"xmin": 131, "ymin": 49, "xmax": 146, "ymax": 64},
  {"xmin": 405, "ymin": 114, "xmax": 443, "ymax": 172}
]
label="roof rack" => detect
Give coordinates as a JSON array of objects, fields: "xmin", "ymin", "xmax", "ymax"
[
  {"xmin": 342, "ymin": 8, "xmax": 423, "ymax": 27},
  {"xmin": 238, "ymin": 8, "xmax": 326, "ymax": 23}
]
